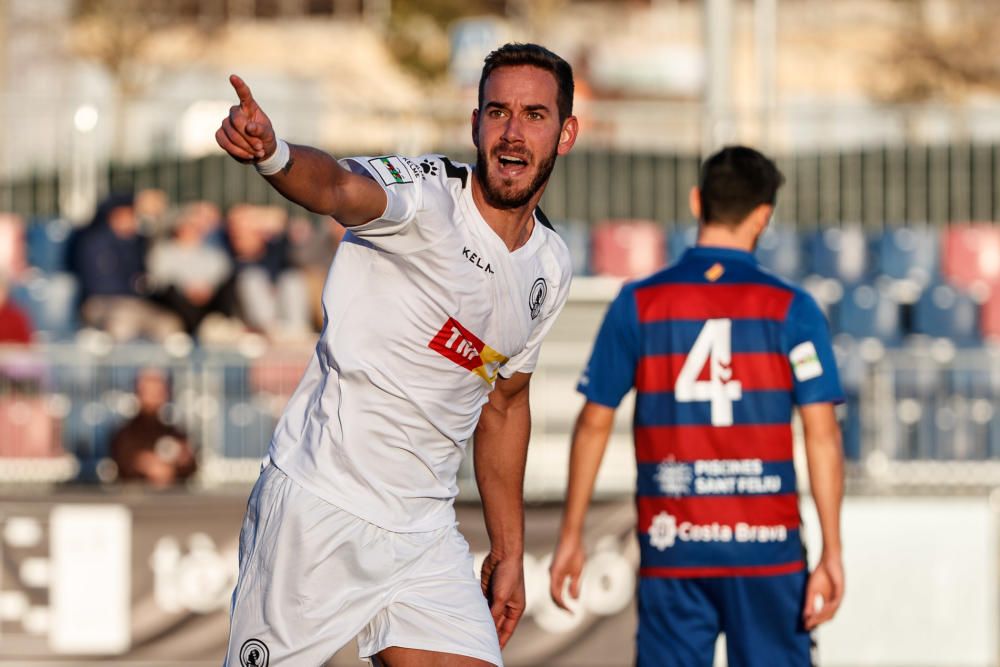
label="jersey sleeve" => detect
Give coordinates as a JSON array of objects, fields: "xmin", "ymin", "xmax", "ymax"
[
  {"xmin": 782, "ymin": 290, "xmax": 845, "ymax": 405},
  {"xmin": 499, "ymin": 249, "xmax": 572, "ymax": 378},
  {"xmin": 337, "ymin": 155, "xmax": 425, "ymax": 252},
  {"xmin": 576, "ymin": 284, "xmax": 641, "ymax": 408}
]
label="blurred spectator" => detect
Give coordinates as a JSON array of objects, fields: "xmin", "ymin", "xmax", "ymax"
[
  {"xmin": 135, "ymin": 188, "xmax": 171, "ymax": 236},
  {"xmin": 225, "ymin": 205, "xmax": 310, "ymax": 340},
  {"xmin": 109, "ymin": 367, "xmax": 196, "ymax": 486},
  {"xmin": 0, "ymin": 275, "xmax": 32, "ymax": 344},
  {"xmin": 148, "ymin": 201, "xmax": 240, "ymax": 336},
  {"xmin": 288, "ymin": 216, "xmax": 346, "ymax": 331},
  {"xmin": 71, "ymin": 193, "xmax": 183, "ymax": 342}
]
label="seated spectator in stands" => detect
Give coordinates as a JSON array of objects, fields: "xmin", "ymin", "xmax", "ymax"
[
  {"xmin": 0, "ymin": 275, "xmax": 32, "ymax": 344},
  {"xmin": 148, "ymin": 201, "xmax": 239, "ymax": 336},
  {"xmin": 110, "ymin": 367, "xmax": 196, "ymax": 487},
  {"xmin": 71, "ymin": 193, "xmax": 183, "ymax": 342},
  {"xmin": 288, "ymin": 215, "xmax": 346, "ymax": 331},
  {"xmin": 224, "ymin": 205, "xmax": 310, "ymax": 340}
]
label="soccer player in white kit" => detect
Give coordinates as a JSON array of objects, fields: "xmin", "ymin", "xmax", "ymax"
[{"xmin": 214, "ymin": 43, "xmax": 579, "ymax": 667}]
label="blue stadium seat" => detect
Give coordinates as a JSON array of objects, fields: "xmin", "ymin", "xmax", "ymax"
[
  {"xmin": 875, "ymin": 226, "xmax": 938, "ymax": 285},
  {"xmin": 9, "ymin": 273, "xmax": 79, "ymax": 341},
  {"xmin": 666, "ymin": 226, "xmax": 698, "ymax": 263},
  {"xmin": 804, "ymin": 226, "xmax": 869, "ymax": 285},
  {"xmin": 755, "ymin": 224, "xmax": 804, "ymax": 281},
  {"xmin": 26, "ymin": 218, "xmax": 73, "ymax": 274},
  {"xmin": 553, "ymin": 220, "xmax": 591, "ymax": 277},
  {"xmin": 912, "ymin": 283, "xmax": 980, "ymax": 346},
  {"xmin": 837, "ymin": 285, "xmax": 902, "ymax": 344}
]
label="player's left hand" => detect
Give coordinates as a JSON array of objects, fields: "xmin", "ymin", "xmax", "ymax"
[
  {"xmin": 480, "ymin": 551, "xmax": 526, "ymax": 648},
  {"xmin": 802, "ymin": 551, "xmax": 845, "ymax": 630}
]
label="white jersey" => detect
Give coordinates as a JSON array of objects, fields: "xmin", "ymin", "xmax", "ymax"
[{"xmin": 268, "ymin": 154, "xmax": 573, "ymax": 532}]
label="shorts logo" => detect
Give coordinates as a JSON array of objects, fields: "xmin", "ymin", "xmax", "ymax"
[
  {"xmin": 240, "ymin": 639, "xmax": 269, "ymax": 667},
  {"xmin": 429, "ymin": 317, "xmax": 509, "ymax": 384},
  {"xmin": 529, "ymin": 278, "xmax": 547, "ymax": 319},
  {"xmin": 369, "ymin": 156, "xmax": 414, "ymax": 186}
]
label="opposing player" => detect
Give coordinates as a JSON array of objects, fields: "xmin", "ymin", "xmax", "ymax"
[
  {"xmin": 550, "ymin": 146, "xmax": 845, "ymax": 666},
  {"xmin": 216, "ymin": 43, "xmax": 578, "ymax": 666}
]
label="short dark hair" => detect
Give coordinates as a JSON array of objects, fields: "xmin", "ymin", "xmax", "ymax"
[
  {"xmin": 698, "ymin": 146, "xmax": 785, "ymax": 225},
  {"xmin": 478, "ymin": 43, "xmax": 574, "ymax": 123}
]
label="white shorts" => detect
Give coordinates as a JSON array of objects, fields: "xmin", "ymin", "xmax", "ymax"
[{"xmin": 223, "ymin": 462, "xmax": 503, "ymax": 667}]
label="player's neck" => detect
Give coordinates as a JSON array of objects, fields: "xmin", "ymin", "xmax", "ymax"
[
  {"xmin": 470, "ymin": 176, "xmax": 542, "ymax": 252},
  {"xmin": 696, "ymin": 223, "xmax": 755, "ymax": 253}
]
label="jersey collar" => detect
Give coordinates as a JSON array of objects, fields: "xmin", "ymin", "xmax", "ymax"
[{"xmin": 682, "ymin": 245, "xmax": 758, "ymax": 266}]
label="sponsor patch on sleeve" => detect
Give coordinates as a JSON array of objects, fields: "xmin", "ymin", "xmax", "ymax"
[
  {"xmin": 789, "ymin": 341, "xmax": 823, "ymax": 382},
  {"xmin": 368, "ymin": 156, "xmax": 414, "ymax": 186}
]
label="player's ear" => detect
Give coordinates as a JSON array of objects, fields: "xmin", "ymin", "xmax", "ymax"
[
  {"xmin": 689, "ymin": 186, "xmax": 702, "ymax": 221},
  {"xmin": 556, "ymin": 115, "xmax": 579, "ymax": 156}
]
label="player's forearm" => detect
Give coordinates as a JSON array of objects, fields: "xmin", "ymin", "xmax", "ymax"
[
  {"xmin": 474, "ymin": 397, "xmax": 530, "ymax": 558},
  {"xmin": 262, "ymin": 144, "xmax": 379, "ymax": 224},
  {"xmin": 559, "ymin": 404, "xmax": 615, "ymax": 540},
  {"xmin": 805, "ymin": 431, "xmax": 844, "ymax": 555}
]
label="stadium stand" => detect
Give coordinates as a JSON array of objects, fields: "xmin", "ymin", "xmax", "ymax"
[{"xmin": 4, "ymin": 210, "xmax": 1000, "ymax": 484}]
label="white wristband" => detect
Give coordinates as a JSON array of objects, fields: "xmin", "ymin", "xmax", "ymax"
[{"xmin": 254, "ymin": 139, "xmax": 290, "ymax": 175}]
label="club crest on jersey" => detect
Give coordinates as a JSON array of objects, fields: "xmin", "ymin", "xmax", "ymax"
[
  {"xmin": 429, "ymin": 317, "xmax": 509, "ymax": 384},
  {"xmin": 239, "ymin": 639, "xmax": 269, "ymax": 667},
  {"xmin": 705, "ymin": 262, "xmax": 725, "ymax": 282},
  {"xmin": 529, "ymin": 278, "xmax": 547, "ymax": 319},
  {"xmin": 369, "ymin": 156, "xmax": 414, "ymax": 186}
]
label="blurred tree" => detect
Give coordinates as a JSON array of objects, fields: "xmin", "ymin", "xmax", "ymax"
[
  {"xmin": 69, "ymin": 0, "xmax": 222, "ymax": 160},
  {"xmin": 385, "ymin": 0, "xmax": 506, "ymax": 80},
  {"xmin": 874, "ymin": 0, "xmax": 1000, "ymax": 103}
]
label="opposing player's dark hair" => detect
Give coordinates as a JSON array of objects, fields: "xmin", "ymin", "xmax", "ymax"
[
  {"xmin": 478, "ymin": 43, "xmax": 574, "ymax": 123},
  {"xmin": 698, "ymin": 146, "xmax": 785, "ymax": 225}
]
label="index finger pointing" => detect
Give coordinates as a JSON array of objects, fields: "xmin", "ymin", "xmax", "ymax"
[{"xmin": 229, "ymin": 74, "xmax": 256, "ymax": 109}]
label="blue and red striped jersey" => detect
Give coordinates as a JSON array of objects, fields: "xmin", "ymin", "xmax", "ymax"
[{"xmin": 578, "ymin": 246, "xmax": 844, "ymax": 578}]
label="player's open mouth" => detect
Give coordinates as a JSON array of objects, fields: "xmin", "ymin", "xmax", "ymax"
[{"xmin": 497, "ymin": 154, "xmax": 529, "ymax": 176}]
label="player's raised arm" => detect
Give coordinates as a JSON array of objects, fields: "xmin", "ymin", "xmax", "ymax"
[{"xmin": 216, "ymin": 74, "xmax": 386, "ymax": 226}]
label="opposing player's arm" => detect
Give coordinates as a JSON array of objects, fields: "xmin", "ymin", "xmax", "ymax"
[
  {"xmin": 549, "ymin": 400, "xmax": 616, "ymax": 610},
  {"xmin": 216, "ymin": 74, "xmax": 386, "ymax": 226},
  {"xmin": 474, "ymin": 371, "xmax": 532, "ymax": 647},
  {"xmin": 800, "ymin": 401, "xmax": 845, "ymax": 630}
]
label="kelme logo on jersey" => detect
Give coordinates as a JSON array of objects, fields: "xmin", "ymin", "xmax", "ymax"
[
  {"xmin": 239, "ymin": 638, "xmax": 269, "ymax": 667},
  {"xmin": 529, "ymin": 278, "xmax": 547, "ymax": 319},
  {"xmin": 647, "ymin": 511, "xmax": 789, "ymax": 552},
  {"xmin": 429, "ymin": 317, "xmax": 509, "ymax": 383}
]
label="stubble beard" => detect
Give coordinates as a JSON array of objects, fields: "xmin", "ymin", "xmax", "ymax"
[{"xmin": 475, "ymin": 140, "xmax": 559, "ymax": 210}]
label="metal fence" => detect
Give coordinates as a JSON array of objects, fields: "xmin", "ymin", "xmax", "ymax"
[
  {"xmin": 2, "ymin": 329, "xmax": 1000, "ymax": 495},
  {"xmin": 4, "ymin": 142, "xmax": 1000, "ymax": 228}
]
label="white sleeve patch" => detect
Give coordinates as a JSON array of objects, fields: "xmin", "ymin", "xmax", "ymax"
[
  {"xmin": 790, "ymin": 341, "xmax": 823, "ymax": 382},
  {"xmin": 368, "ymin": 156, "xmax": 414, "ymax": 186}
]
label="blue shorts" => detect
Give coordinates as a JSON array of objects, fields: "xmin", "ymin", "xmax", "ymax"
[{"xmin": 637, "ymin": 571, "xmax": 814, "ymax": 667}]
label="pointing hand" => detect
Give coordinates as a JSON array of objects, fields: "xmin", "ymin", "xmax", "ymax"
[{"xmin": 216, "ymin": 74, "xmax": 277, "ymax": 163}]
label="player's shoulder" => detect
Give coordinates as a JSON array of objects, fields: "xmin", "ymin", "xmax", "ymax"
[
  {"xmin": 404, "ymin": 153, "xmax": 472, "ymax": 191},
  {"xmin": 750, "ymin": 265, "xmax": 825, "ymax": 320},
  {"xmin": 532, "ymin": 207, "xmax": 572, "ymax": 276}
]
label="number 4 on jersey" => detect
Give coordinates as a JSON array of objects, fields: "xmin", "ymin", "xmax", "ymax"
[{"xmin": 675, "ymin": 318, "xmax": 742, "ymax": 426}]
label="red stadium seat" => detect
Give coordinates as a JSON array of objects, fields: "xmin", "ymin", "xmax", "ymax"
[
  {"xmin": 981, "ymin": 289, "xmax": 1000, "ymax": 342},
  {"xmin": 0, "ymin": 396, "xmax": 62, "ymax": 458},
  {"xmin": 941, "ymin": 224, "xmax": 1000, "ymax": 297},
  {"xmin": 590, "ymin": 219, "xmax": 666, "ymax": 279}
]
